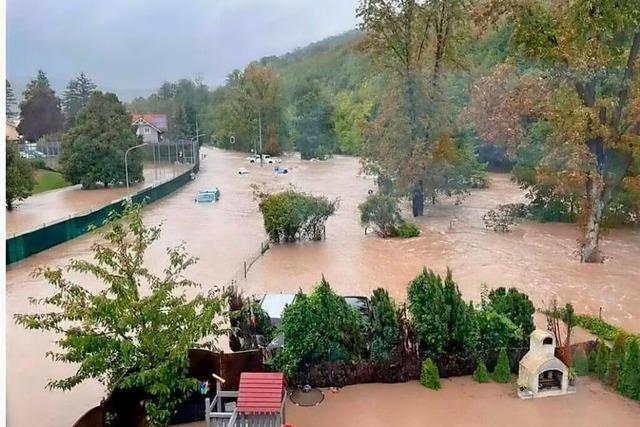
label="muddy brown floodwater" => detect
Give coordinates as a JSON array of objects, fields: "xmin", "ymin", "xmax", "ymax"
[{"xmin": 5, "ymin": 147, "xmax": 640, "ymax": 426}]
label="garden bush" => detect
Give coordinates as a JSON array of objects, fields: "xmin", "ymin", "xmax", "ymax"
[
  {"xmin": 358, "ymin": 193, "xmax": 402, "ymax": 237},
  {"xmin": 618, "ymin": 338, "xmax": 640, "ymax": 400},
  {"xmin": 573, "ymin": 348, "xmax": 589, "ymax": 376},
  {"xmin": 397, "ymin": 222, "xmax": 420, "ymax": 238},
  {"xmin": 606, "ymin": 333, "xmax": 627, "ymax": 387},
  {"xmin": 408, "ymin": 268, "xmax": 475, "ymax": 357},
  {"xmin": 595, "ymin": 341, "xmax": 611, "ymax": 380},
  {"xmin": 473, "ymin": 309, "xmax": 523, "ymax": 350},
  {"xmin": 588, "ymin": 349, "xmax": 598, "ymax": 373},
  {"xmin": 420, "ymin": 358, "xmax": 441, "ymax": 390},
  {"xmin": 369, "ymin": 288, "xmax": 399, "ymax": 361},
  {"xmin": 484, "ymin": 287, "xmax": 535, "ymax": 341},
  {"xmin": 492, "ymin": 349, "xmax": 511, "ymax": 383},
  {"xmin": 473, "ymin": 361, "xmax": 490, "ymax": 383},
  {"xmin": 258, "ymin": 190, "xmax": 337, "ymax": 243},
  {"xmin": 273, "ymin": 277, "xmax": 363, "ymax": 378}
]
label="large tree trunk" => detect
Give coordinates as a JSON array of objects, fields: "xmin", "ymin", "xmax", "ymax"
[{"xmin": 580, "ymin": 174, "xmax": 605, "ymax": 263}]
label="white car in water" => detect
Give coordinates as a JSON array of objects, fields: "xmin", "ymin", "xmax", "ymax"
[
  {"xmin": 248, "ymin": 154, "xmax": 281, "ymax": 164},
  {"xmin": 237, "ymin": 167, "xmax": 250, "ymax": 175}
]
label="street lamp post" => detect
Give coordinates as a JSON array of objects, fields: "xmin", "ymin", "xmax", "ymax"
[{"xmin": 125, "ymin": 142, "xmax": 149, "ymax": 197}]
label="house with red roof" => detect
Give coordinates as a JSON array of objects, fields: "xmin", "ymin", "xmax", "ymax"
[{"xmin": 131, "ymin": 113, "xmax": 168, "ymax": 143}]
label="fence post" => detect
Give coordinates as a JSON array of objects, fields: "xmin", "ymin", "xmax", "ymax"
[{"xmin": 244, "ymin": 261, "xmax": 247, "ymax": 279}]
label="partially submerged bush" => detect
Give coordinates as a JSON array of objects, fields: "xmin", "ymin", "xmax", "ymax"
[
  {"xmin": 258, "ymin": 189, "xmax": 338, "ymax": 243},
  {"xmin": 492, "ymin": 348, "xmax": 511, "ymax": 383},
  {"xmin": 359, "ymin": 193, "xmax": 402, "ymax": 237},
  {"xmin": 420, "ymin": 358, "xmax": 441, "ymax": 390},
  {"xmin": 483, "ymin": 203, "xmax": 528, "ymax": 232},
  {"xmin": 473, "ymin": 360, "xmax": 490, "ymax": 383},
  {"xmin": 397, "ymin": 222, "xmax": 420, "ymax": 238}
]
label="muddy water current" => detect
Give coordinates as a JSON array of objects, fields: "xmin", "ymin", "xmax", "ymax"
[{"xmin": 5, "ymin": 147, "xmax": 640, "ymax": 426}]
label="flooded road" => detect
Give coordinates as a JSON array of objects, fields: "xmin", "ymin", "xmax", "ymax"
[
  {"xmin": 6, "ymin": 147, "xmax": 640, "ymax": 426},
  {"xmin": 6, "ymin": 161, "xmax": 191, "ymax": 235}
]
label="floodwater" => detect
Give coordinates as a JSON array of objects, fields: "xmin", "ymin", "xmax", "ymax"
[
  {"xmin": 5, "ymin": 147, "xmax": 640, "ymax": 426},
  {"xmin": 6, "ymin": 161, "xmax": 191, "ymax": 235}
]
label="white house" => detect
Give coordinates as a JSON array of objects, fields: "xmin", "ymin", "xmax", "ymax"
[
  {"xmin": 518, "ymin": 329, "xmax": 574, "ymax": 399},
  {"xmin": 132, "ymin": 114, "xmax": 168, "ymax": 143}
]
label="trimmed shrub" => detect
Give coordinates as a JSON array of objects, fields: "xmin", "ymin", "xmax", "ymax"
[
  {"xmin": 493, "ymin": 348, "xmax": 511, "ymax": 383},
  {"xmin": 474, "ymin": 309, "xmax": 523, "ymax": 351},
  {"xmin": 408, "ymin": 268, "xmax": 474, "ymax": 357},
  {"xmin": 420, "ymin": 358, "xmax": 441, "ymax": 390},
  {"xmin": 369, "ymin": 288, "xmax": 399, "ymax": 361},
  {"xmin": 473, "ymin": 361, "xmax": 490, "ymax": 383},
  {"xmin": 606, "ymin": 333, "xmax": 627, "ymax": 387},
  {"xmin": 397, "ymin": 222, "xmax": 420, "ymax": 238},
  {"xmin": 588, "ymin": 349, "xmax": 598, "ymax": 373},
  {"xmin": 595, "ymin": 341, "xmax": 610, "ymax": 380},
  {"xmin": 484, "ymin": 287, "xmax": 535, "ymax": 341},
  {"xmin": 618, "ymin": 338, "xmax": 640, "ymax": 400},
  {"xmin": 573, "ymin": 348, "xmax": 589, "ymax": 376}
]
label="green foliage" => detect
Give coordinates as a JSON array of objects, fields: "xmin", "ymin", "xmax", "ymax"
[
  {"xmin": 482, "ymin": 203, "xmax": 528, "ymax": 232},
  {"xmin": 257, "ymin": 189, "xmax": 337, "ymax": 243},
  {"xmin": 473, "ymin": 360, "xmax": 490, "ymax": 383},
  {"xmin": 61, "ymin": 91, "xmax": 143, "ymax": 189},
  {"xmin": 14, "ymin": 204, "xmax": 227, "ymax": 426},
  {"xmin": 474, "ymin": 309, "xmax": 523, "ymax": 351},
  {"xmin": 420, "ymin": 358, "xmax": 441, "ymax": 390},
  {"xmin": 606, "ymin": 333, "xmax": 628, "ymax": 388},
  {"xmin": 274, "ymin": 277, "xmax": 363, "ymax": 377},
  {"xmin": 408, "ymin": 268, "xmax": 474, "ymax": 357},
  {"xmin": 573, "ymin": 348, "xmax": 589, "ymax": 376},
  {"xmin": 33, "ymin": 169, "xmax": 70, "ymax": 194},
  {"xmin": 62, "ymin": 72, "xmax": 97, "ymax": 127},
  {"xmin": 17, "ymin": 70, "xmax": 64, "ymax": 142},
  {"xmin": 595, "ymin": 341, "xmax": 611, "ymax": 381},
  {"xmin": 588, "ymin": 349, "xmax": 598, "ymax": 373},
  {"xmin": 334, "ymin": 89, "xmax": 373, "ymax": 155},
  {"xmin": 369, "ymin": 288, "xmax": 398, "ymax": 360},
  {"xmin": 397, "ymin": 222, "xmax": 420, "ymax": 238},
  {"xmin": 484, "ymin": 287, "xmax": 535, "ymax": 340},
  {"xmin": 575, "ymin": 314, "xmax": 631, "ymax": 342},
  {"xmin": 358, "ymin": 193, "xmax": 402, "ymax": 237},
  {"xmin": 618, "ymin": 338, "xmax": 640, "ymax": 400},
  {"xmin": 6, "ymin": 141, "xmax": 36, "ymax": 209},
  {"xmin": 492, "ymin": 348, "xmax": 511, "ymax": 383}
]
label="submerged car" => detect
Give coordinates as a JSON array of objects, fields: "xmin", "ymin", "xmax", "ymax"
[
  {"xmin": 273, "ymin": 166, "xmax": 288, "ymax": 174},
  {"xmin": 237, "ymin": 167, "xmax": 250, "ymax": 175},
  {"xmin": 195, "ymin": 188, "xmax": 220, "ymax": 203},
  {"xmin": 248, "ymin": 154, "xmax": 281, "ymax": 164}
]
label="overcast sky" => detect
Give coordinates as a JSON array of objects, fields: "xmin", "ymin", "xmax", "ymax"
[{"xmin": 7, "ymin": 0, "xmax": 360, "ymax": 100}]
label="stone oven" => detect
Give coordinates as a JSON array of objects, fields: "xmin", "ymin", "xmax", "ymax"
[{"xmin": 517, "ymin": 329, "xmax": 574, "ymax": 399}]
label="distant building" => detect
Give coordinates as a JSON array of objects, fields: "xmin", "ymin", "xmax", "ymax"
[
  {"xmin": 6, "ymin": 121, "xmax": 20, "ymax": 142},
  {"xmin": 131, "ymin": 114, "xmax": 168, "ymax": 143}
]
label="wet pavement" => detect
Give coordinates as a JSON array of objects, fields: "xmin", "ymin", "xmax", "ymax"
[{"xmin": 5, "ymin": 147, "xmax": 640, "ymax": 426}]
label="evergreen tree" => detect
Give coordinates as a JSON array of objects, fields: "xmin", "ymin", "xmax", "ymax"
[
  {"xmin": 291, "ymin": 79, "xmax": 336, "ymax": 159},
  {"xmin": 6, "ymin": 141, "xmax": 35, "ymax": 209},
  {"xmin": 618, "ymin": 339, "xmax": 640, "ymax": 400},
  {"xmin": 606, "ymin": 333, "xmax": 628, "ymax": 388},
  {"xmin": 588, "ymin": 348, "xmax": 598, "ymax": 373},
  {"xmin": 6, "ymin": 79, "xmax": 17, "ymax": 119},
  {"xmin": 18, "ymin": 70, "xmax": 64, "ymax": 142},
  {"xmin": 60, "ymin": 91, "xmax": 142, "ymax": 189},
  {"xmin": 493, "ymin": 348, "xmax": 511, "ymax": 383},
  {"xmin": 369, "ymin": 288, "xmax": 398, "ymax": 360},
  {"xmin": 168, "ymin": 104, "xmax": 192, "ymax": 141},
  {"xmin": 473, "ymin": 360, "xmax": 490, "ymax": 383},
  {"xmin": 62, "ymin": 72, "xmax": 97, "ymax": 127},
  {"xmin": 595, "ymin": 341, "xmax": 610, "ymax": 381},
  {"xmin": 420, "ymin": 358, "xmax": 441, "ymax": 390}
]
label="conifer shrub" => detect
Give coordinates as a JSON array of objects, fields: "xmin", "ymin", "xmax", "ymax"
[
  {"xmin": 618, "ymin": 338, "xmax": 640, "ymax": 400},
  {"xmin": 473, "ymin": 360, "xmax": 490, "ymax": 383},
  {"xmin": 573, "ymin": 348, "xmax": 589, "ymax": 376},
  {"xmin": 420, "ymin": 358, "xmax": 441, "ymax": 390},
  {"xmin": 492, "ymin": 348, "xmax": 511, "ymax": 383},
  {"xmin": 595, "ymin": 341, "xmax": 610, "ymax": 381},
  {"xmin": 588, "ymin": 349, "xmax": 598, "ymax": 373},
  {"xmin": 606, "ymin": 333, "xmax": 627, "ymax": 387}
]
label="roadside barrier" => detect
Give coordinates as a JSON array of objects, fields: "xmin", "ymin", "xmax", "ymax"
[{"xmin": 6, "ymin": 168, "xmax": 194, "ymax": 265}]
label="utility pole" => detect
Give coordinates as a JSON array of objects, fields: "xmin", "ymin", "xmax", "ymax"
[{"xmin": 258, "ymin": 110, "xmax": 263, "ymax": 167}]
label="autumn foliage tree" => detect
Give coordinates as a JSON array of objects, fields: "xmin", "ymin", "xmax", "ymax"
[{"xmin": 468, "ymin": 0, "xmax": 640, "ymax": 262}]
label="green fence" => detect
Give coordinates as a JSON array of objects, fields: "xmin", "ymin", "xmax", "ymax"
[{"xmin": 6, "ymin": 168, "xmax": 194, "ymax": 265}]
